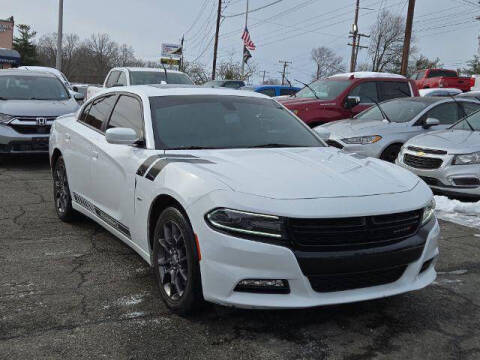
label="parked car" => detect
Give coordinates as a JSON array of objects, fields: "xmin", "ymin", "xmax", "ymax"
[
  {"xmin": 411, "ymin": 69, "xmax": 472, "ymax": 92},
  {"xmin": 18, "ymin": 65, "xmax": 85, "ymax": 101},
  {"xmin": 419, "ymin": 88, "xmax": 462, "ymax": 97},
  {"xmin": 397, "ymin": 109, "xmax": 480, "ymax": 198},
  {"xmin": 317, "ymin": 97, "xmax": 480, "ymax": 162},
  {"xmin": 49, "ymin": 85, "xmax": 438, "ymax": 313},
  {"xmin": 202, "ymin": 80, "xmax": 245, "ymax": 89},
  {"xmin": 0, "ymin": 70, "xmax": 80, "ymax": 155},
  {"xmin": 86, "ymin": 67, "xmax": 194, "ymax": 99},
  {"xmin": 240, "ymin": 85, "xmax": 300, "ymax": 97},
  {"xmin": 456, "ymin": 90, "xmax": 480, "ymax": 101},
  {"xmin": 279, "ymin": 72, "xmax": 419, "ymax": 127}
]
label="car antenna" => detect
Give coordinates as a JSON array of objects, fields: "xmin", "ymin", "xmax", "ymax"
[
  {"xmin": 161, "ymin": 63, "xmax": 168, "ymax": 83},
  {"xmin": 363, "ymin": 95, "xmax": 391, "ymax": 122},
  {"xmin": 294, "ymin": 79, "xmax": 319, "ymax": 99}
]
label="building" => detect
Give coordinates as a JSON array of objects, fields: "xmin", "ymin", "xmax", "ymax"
[{"xmin": 0, "ymin": 16, "xmax": 20, "ymax": 69}]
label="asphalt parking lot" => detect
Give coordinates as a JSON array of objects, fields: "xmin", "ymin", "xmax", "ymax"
[{"xmin": 0, "ymin": 156, "xmax": 479, "ymax": 360}]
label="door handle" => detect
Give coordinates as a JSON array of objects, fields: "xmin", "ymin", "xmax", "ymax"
[{"xmin": 92, "ymin": 151, "xmax": 99, "ymax": 159}]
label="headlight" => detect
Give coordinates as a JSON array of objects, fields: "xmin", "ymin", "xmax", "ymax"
[
  {"xmin": 452, "ymin": 152, "xmax": 480, "ymax": 165},
  {"xmin": 422, "ymin": 198, "xmax": 436, "ymax": 225},
  {"xmin": 206, "ymin": 208, "xmax": 283, "ymax": 239},
  {"xmin": 342, "ymin": 135, "xmax": 382, "ymax": 145},
  {"xmin": 0, "ymin": 113, "xmax": 14, "ymax": 124}
]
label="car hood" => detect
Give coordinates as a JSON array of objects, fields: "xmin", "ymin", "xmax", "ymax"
[
  {"xmin": 0, "ymin": 99, "xmax": 79, "ymax": 117},
  {"xmin": 174, "ymin": 147, "xmax": 419, "ymax": 199},
  {"xmin": 407, "ymin": 129, "xmax": 480, "ymax": 154},
  {"xmin": 320, "ymin": 118, "xmax": 406, "ymax": 138}
]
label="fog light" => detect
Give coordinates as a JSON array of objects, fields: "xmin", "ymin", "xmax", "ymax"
[
  {"xmin": 234, "ymin": 279, "xmax": 290, "ymax": 294},
  {"xmin": 420, "ymin": 256, "xmax": 436, "ymax": 274}
]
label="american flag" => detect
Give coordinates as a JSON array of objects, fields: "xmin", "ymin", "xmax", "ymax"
[{"xmin": 241, "ymin": 27, "xmax": 256, "ymax": 51}]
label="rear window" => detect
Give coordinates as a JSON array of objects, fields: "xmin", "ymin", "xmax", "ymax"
[
  {"xmin": 428, "ymin": 70, "xmax": 457, "ymax": 78},
  {"xmin": 129, "ymin": 71, "xmax": 193, "ymax": 85},
  {"xmin": 378, "ymin": 81, "xmax": 411, "ymax": 101}
]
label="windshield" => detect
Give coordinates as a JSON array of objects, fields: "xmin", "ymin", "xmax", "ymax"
[
  {"xmin": 0, "ymin": 75, "xmax": 70, "ymax": 100},
  {"xmin": 129, "ymin": 71, "xmax": 193, "ymax": 85},
  {"xmin": 355, "ymin": 99, "xmax": 429, "ymax": 123},
  {"xmin": 149, "ymin": 95, "xmax": 324, "ymax": 150},
  {"xmin": 295, "ymin": 79, "xmax": 351, "ymax": 100},
  {"xmin": 451, "ymin": 109, "xmax": 480, "ymax": 131}
]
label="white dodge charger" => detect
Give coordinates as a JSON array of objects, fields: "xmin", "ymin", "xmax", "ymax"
[{"xmin": 49, "ymin": 85, "xmax": 439, "ymax": 314}]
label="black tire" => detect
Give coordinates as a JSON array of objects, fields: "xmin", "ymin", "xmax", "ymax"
[
  {"xmin": 380, "ymin": 144, "xmax": 402, "ymax": 163},
  {"xmin": 152, "ymin": 207, "xmax": 204, "ymax": 315},
  {"xmin": 52, "ymin": 155, "xmax": 76, "ymax": 222}
]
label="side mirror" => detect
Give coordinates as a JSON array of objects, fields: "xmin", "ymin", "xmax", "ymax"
[
  {"xmin": 314, "ymin": 126, "xmax": 331, "ymax": 140},
  {"xmin": 73, "ymin": 92, "xmax": 84, "ymax": 101},
  {"xmin": 72, "ymin": 86, "xmax": 79, "ymax": 92},
  {"xmin": 105, "ymin": 127, "xmax": 139, "ymax": 145},
  {"xmin": 345, "ymin": 96, "xmax": 360, "ymax": 109},
  {"xmin": 423, "ymin": 117, "xmax": 440, "ymax": 129}
]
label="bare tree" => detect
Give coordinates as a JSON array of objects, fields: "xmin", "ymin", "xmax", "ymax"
[
  {"xmin": 263, "ymin": 78, "xmax": 281, "ymax": 85},
  {"xmin": 311, "ymin": 46, "xmax": 345, "ymax": 79},
  {"xmin": 216, "ymin": 58, "xmax": 256, "ymax": 81},
  {"xmin": 183, "ymin": 61, "xmax": 210, "ymax": 84},
  {"xmin": 85, "ymin": 33, "xmax": 120, "ymax": 81},
  {"xmin": 367, "ymin": 10, "xmax": 415, "ymax": 73}
]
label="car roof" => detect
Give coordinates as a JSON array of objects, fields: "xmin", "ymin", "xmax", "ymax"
[
  {"xmin": 329, "ymin": 71, "xmax": 406, "ymax": 80},
  {"xmin": 0, "ymin": 69, "xmax": 57, "ymax": 78},
  {"xmin": 95, "ymin": 85, "xmax": 270, "ymax": 99},
  {"xmin": 111, "ymin": 67, "xmax": 185, "ymax": 74}
]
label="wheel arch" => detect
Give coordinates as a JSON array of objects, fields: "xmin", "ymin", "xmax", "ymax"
[
  {"xmin": 380, "ymin": 142, "xmax": 404, "ymax": 160},
  {"xmin": 147, "ymin": 194, "xmax": 191, "ymax": 260},
  {"xmin": 50, "ymin": 148, "xmax": 62, "ymax": 171}
]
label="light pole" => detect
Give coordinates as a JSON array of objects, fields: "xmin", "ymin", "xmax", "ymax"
[{"xmin": 56, "ymin": 0, "xmax": 63, "ymax": 71}]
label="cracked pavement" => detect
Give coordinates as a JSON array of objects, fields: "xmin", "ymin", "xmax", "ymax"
[{"xmin": 0, "ymin": 156, "xmax": 479, "ymax": 360}]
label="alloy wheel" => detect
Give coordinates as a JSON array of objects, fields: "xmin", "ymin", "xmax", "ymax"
[{"xmin": 54, "ymin": 161, "xmax": 69, "ymax": 215}]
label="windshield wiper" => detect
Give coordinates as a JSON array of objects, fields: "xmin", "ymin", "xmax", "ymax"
[
  {"xmin": 294, "ymin": 79, "xmax": 319, "ymax": 99},
  {"xmin": 167, "ymin": 146, "xmax": 211, "ymax": 150},
  {"xmin": 249, "ymin": 143, "xmax": 304, "ymax": 148},
  {"xmin": 363, "ymin": 95, "xmax": 391, "ymax": 122}
]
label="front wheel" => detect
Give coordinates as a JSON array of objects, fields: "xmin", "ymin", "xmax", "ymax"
[
  {"xmin": 52, "ymin": 155, "xmax": 76, "ymax": 222},
  {"xmin": 380, "ymin": 144, "xmax": 402, "ymax": 163},
  {"xmin": 152, "ymin": 207, "xmax": 204, "ymax": 315}
]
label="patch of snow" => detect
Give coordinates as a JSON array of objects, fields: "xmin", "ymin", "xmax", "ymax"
[
  {"xmin": 433, "ymin": 279, "xmax": 463, "ymax": 285},
  {"xmin": 103, "ymin": 292, "xmax": 147, "ymax": 310},
  {"xmin": 434, "ymin": 195, "xmax": 480, "ymax": 229},
  {"xmin": 122, "ymin": 311, "xmax": 145, "ymax": 319},
  {"xmin": 437, "ymin": 269, "xmax": 468, "ymax": 275},
  {"xmin": 329, "ymin": 71, "xmax": 405, "ymax": 79}
]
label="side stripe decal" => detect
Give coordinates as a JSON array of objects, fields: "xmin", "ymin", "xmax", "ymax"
[
  {"xmin": 145, "ymin": 158, "xmax": 214, "ymax": 181},
  {"xmin": 73, "ymin": 193, "xmax": 131, "ymax": 239},
  {"xmin": 136, "ymin": 155, "xmax": 162, "ymax": 176}
]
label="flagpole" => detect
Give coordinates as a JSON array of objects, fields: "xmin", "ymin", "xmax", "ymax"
[{"xmin": 241, "ymin": 0, "xmax": 249, "ymax": 78}]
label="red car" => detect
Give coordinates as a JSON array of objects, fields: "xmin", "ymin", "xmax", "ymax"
[
  {"xmin": 279, "ymin": 72, "xmax": 419, "ymax": 127},
  {"xmin": 412, "ymin": 68, "xmax": 472, "ymax": 92}
]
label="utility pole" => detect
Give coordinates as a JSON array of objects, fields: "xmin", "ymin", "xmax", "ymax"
[
  {"xmin": 400, "ymin": 0, "xmax": 415, "ymax": 76},
  {"xmin": 349, "ymin": 0, "xmax": 360, "ymax": 72},
  {"xmin": 212, "ymin": 0, "xmax": 222, "ymax": 80},
  {"xmin": 56, "ymin": 0, "xmax": 63, "ymax": 71},
  {"xmin": 260, "ymin": 70, "xmax": 268, "ymax": 84},
  {"xmin": 279, "ymin": 60, "xmax": 292, "ymax": 85},
  {"xmin": 241, "ymin": 0, "xmax": 249, "ymax": 78}
]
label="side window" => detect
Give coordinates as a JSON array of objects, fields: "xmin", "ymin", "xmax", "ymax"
[
  {"xmin": 105, "ymin": 71, "xmax": 120, "ymax": 88},
  {"xmin": 258, "ymin": 88, "xmax": 276, "ymax": 97},
  {"xmin": 378, "ymin": 81, "xmax": 411, "ymax": 101},
  {"xmin": 79, "ymin": 102, "xmax": 92, "ymax": 122},
  {"xmin": 280, "ymin": 88, "xmax": 297, "ymax": 96},
  {"xmin": 349, "ymin": 81, "xmax": 378, "ymax": 103},
  {"xmin": 83, "ymin": 95, "xmax": 117, "ymax": 131},
  {"xmin": 425, "ymin": 102, "xmax": 460, "ymax": 125},
  {"xmin": 107, "ymin": 95, "xmax": 144, "ymax": 139},
  {"xmin": 461, "ymin": 102, "xmax": 480, "ymax": 117},
  {"xmin": 117, "ymin": 72, "xmax": 127, "ymax": 86}
]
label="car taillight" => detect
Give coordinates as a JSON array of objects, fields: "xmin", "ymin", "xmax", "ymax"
[{"xmin": 470, "ymin": 77, "xmax": 475, "ymax": 87}]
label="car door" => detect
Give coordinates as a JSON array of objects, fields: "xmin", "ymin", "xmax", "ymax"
[
  {"xmin": 348, "ymin": 81, "xmax": 379, "ymax": 116},
  {"xmin": 89, "ymin": 94, "xmax": 147, "ymax": 240}
]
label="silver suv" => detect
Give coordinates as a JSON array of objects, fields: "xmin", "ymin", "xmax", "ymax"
[{"xmin": 0, "ymin": 70, "xmax": 79, "ymax": 155}]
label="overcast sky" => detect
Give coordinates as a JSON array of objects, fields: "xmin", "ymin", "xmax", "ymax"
[{"xmin": 4, "ymin": 0, "xmax": 480, "ymax": 83}]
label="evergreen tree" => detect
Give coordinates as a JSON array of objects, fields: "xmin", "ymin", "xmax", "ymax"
[
  {"xmin": 462, "ymin": 55, "xmax": 480, "ymax": 76},
  {"xmin": 13, "ymin": 24, "xmax": 39, "ymax": 66}
]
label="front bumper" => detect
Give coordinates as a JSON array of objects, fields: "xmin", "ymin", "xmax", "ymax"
[
  {"xmin": 397, "ymin": 148, "xmax": 480, "ymax": 197},
  {"xmin": 0, "ymin": 124, "xmax": 50, "ymax": 154},
  {"xmin": 190, "ymin": 195, "xmax": 439, "ymax": 309}
]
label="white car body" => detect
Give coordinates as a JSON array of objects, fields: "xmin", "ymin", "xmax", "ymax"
[
  {"xmin": 49, "ymin": 86, "xmax": 439, "ymax": 309},
  {"xmin": 86, "ymin": 67, "xmax": 194, "ymax": 100}
]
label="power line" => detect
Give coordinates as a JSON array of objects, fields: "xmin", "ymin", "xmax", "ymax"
[
  {"xmin": 223, "ymin": 0, "xmax": 284, "ymax": 18},
  {"xmin": 184, "ymin": 0, "xmax": 210, "ymax": 36}
]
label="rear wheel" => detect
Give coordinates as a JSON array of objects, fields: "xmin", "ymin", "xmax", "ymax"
[
  {"xmin": 380, "ymin": 144, "xmax": 402, "ymax": 163},
  {"xmin": 152, "ymin": 207, "xmax": 203, "ymax": 315},
  {"xmin": 53, "ymin": 155, "xmax": 76, "ymax": 222}
]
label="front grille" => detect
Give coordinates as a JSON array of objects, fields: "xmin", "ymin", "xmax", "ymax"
[
  {"xmin": 326, "ymin": 140, "xmax": 344, "ymax": 149},
  {"xmin": 308, "ymin": 265, "xmax": 407, "ymax": 292},
  {"xmin": 407, "ymin": 146, "xmax": 447, "ymax": 155},
  {"xmin": 287, "ymin": 209, "xmax": 422, "ymax": 251},
  {"xmin": 9, "ymin": 116, "xmax": 56, "ymax": 135},
  {"xmin": 404, "ymin": 153, "xmax": 443, "ymax": 169}
]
